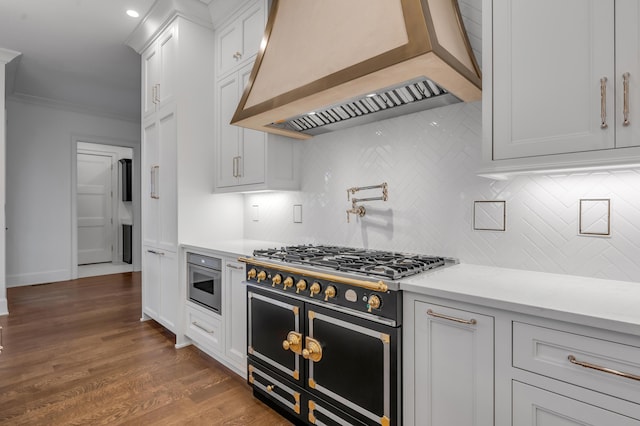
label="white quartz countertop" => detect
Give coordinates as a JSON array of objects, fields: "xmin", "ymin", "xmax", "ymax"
[
  {"xmin": 400, "ymin": 263, "xmax": 640, "ymax": 336},
  {"xmin": 180, "ymin": 239, "xmax": 286, "ymax": 259}
]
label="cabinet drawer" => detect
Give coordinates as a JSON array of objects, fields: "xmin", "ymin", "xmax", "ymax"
[
  {"xmin": 186, "ymin": 305, "xmax": 222, "ymax": 354},
  {"xmin": 513, "ymin": 322, "xmax": 640, "ymax": 404}
]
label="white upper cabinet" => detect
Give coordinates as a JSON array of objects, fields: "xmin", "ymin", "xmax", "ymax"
[
  {"xmin": 216, "ymin": 1, "xmax": 266, "ymax": 79},
  {"xmin": 483, "ymin": 0, "xmax": 640, "ymax": 175},
  {"xmin": 142, "ymin": 25, "xmax": 177, "ymax": 120}
]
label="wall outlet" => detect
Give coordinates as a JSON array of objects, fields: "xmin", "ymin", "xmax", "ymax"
[
  {"xmin": 252, "ymin": 205, "xmax": 259, "ymax": 222},
  {"xmin": 293, "ymin": 204, "xmax": 302, "ymax": 223}
]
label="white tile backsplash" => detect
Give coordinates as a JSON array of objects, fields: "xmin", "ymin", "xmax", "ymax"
[{"xmin": 243, "ymin": 102, "xmax": 640, "ymax": 283}]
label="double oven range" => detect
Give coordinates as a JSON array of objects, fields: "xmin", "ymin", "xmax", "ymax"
[{"xmin": 240, "ymin": 245, "xmax": 450, "ymax": 426}]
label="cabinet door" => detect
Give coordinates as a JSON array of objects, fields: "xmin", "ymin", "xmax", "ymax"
[
  {"xmin": 240, "ymin": 2, "xmax": 265, "ymax": 64},
  {"xmin": 157, "ymin": 106, "xmax": 177, "ymax": 251},
  {"xmin": 238, "ymin": 64, "xmax": 265, "ymax": 186},
  {"xmin": 142, "ymin": 118, "xmax": 159, "ymax": 247},
  {"xmin": 217, "ymin": 21, "xmax": 242, "ymax": 78},
  {"xmin": 414, "ymin": 301, "xmax": 494, "ymax": 426},
  {"xmin": 513, "ymin": 381, "xmax": 640, "ymax": 425},
  {"xmin": 615, "ymin": 0, "xmax": 640, "ymax": 148},
  {"xmin": 157, "ymin": 24, "xmax": 177, "ymax": 108},
  {"xmin": 142, "ymin": 46, "xmax": 159, "ymax": 119},
  {"xmin": 216, "ymin": 73, "xmax": 240, "ymax": 188},
  {"xmin": 493, "ymin": 0, "xmax": 615, "ymax": 159},
  {"xmin": 142, "ymin": 247, "xmax": 161, "ymax": 321},
  {"xmin": 158, "ymin": 249, "xmax": 178, "ymax": 333},
  {"xmin": 224, "ymin": 259, "xmax": 247, "ymax": 375}
]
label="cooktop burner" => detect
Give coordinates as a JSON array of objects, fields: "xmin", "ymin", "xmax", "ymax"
[{"xmin": 252, "ymin": 245, "xmax": 446, "ymax": 280}]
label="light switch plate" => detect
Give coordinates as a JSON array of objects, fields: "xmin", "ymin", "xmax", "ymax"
[
  {"xmin": 293, "ymin": 204, "xmax": 302, "ymax": 223},
  {"xmin": 252, "ymin": 205, "xmax": 259, "ymax": 222},
  {"xmin": 473, "ymin": 201, "xmax": 506, "ymax": 231},
  {"xmin": 579, "ymin": 199, "xmax": 610, "ymax": 236}
]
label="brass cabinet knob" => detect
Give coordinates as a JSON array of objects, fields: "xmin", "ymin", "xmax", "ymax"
[
  {"xmin": 367, "ymin": 294, "xmax": 381, "ymax": 312},
  {"xmin": 302, "ymin": 337, "xmax": 323, "ymax": 362},
  {"xmin": 283, "ymin": 276, "xmax": 294, "ymax": 289},
  {"xmin": 257, "ymin": 270, "xmax": 267, "ymax": 282},
  {"xmin": 272, "ymin": 274, "xmax": 282, "ymax": 287},
  {"xmin": 324, "ymin": 285, "xmax": 337, "ymax": 301},
  {"xmin": 282, "ymin": 331, "xmax": 302, "ymax": 354},
  {"xmin": 247, "ymin": 268, "xmax": 257, "ymax": 279},
  {"xmin": 296, "ymin": 279, "xmax": 307, "ymax": 294},
  {"xmin": 266, "ymin": 385, "xmax": 275, "ymax": 392},
  {"xmin": 309, "ymin": 282, "xmax": 321, "ymax": 297}
]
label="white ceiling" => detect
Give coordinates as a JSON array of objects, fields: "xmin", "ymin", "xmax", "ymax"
[{"xmin": 0, "ymin": 0, "xmax": 157, "ymax": 122}]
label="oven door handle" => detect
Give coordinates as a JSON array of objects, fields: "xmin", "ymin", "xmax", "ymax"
[{"xmin": 302, "ymin": 337, "xmax": 323, "ymax": 362}]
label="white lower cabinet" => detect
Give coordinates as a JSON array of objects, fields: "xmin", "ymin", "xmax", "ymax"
[
  {"xmin": 142, "ymin": 247, "xmax": 178, "ymax": 333},
  {"xmin": 223, "ymin": 259, "xmax": 247, "ymax": 376},
  {"xmin": 185, "ymin": 302, "xmax": 223, "ymax": 355},
  {"xmin": 182, "ymin": 250, "xmax": 247, "ymax": 378},
  {"xmin": 405, "ymin": 296, "xmax": 494, "ymax": 426},
  {"xmin": 513, "ymin": 381, "xmax": 640, "ymax": 426}
]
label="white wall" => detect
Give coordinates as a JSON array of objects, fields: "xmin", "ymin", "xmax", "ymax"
[
  {"xmin": 242, "ymin": 102, "xmax": 640, "ymax": 283},
  {"xmin": 6, "ymin": 99, "xmax": 140, "ymax": 287}
]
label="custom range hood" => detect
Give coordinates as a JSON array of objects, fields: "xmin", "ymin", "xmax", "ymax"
[{"xmin": 231, "ymin": 0, "xmax": 481, "ymax": 139}]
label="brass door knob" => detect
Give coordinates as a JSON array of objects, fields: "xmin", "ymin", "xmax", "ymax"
[
  {"xmin": 296, "ymin": 279, "xmax": 307, "ymax": 294},
  {"xmin": 302, "ymin": 337, "xmax": 323, "ymax": 362},
  {"xmin": 247, "ymin": 268, "xmax": 257, "ymax": 279},
  {"xmin": 324, "ymin": 285, "xmax": 336, "ymax": 301},
  {"xmin": 282, "ymin": 331, "xmax": 302, "ymax": 354},
  {"xmin": 309, "ymin": 282, "xmax": 321, "ymax": 297},
  {"xmin": 367, "ymin": 294, "xmax": 381, "ymax": 312},
  {"xmin": 283, "ymin": 276, "xmax": 294, "ymax": 289},
  {"xmin": 272, "ymin": 274, "xmax": 282, "ymax": 287},
  {"xmin": 257, "ymin": 270, "xmax": 267, "ymax": 282}
]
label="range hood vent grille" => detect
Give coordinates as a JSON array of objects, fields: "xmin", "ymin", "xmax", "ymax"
[{"xmin": 269, "ymin": 78, "xmax": 459, "ymax": 136}]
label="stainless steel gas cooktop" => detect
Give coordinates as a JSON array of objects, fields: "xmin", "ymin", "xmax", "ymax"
[{"xmin": 252, "ymin": 244, "xmax": 447, "ymax": 281}]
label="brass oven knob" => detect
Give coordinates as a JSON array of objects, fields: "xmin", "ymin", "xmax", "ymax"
[
  {"xmin": 247, "ymin": 268, "xmax": 257, "ymax": 279},
  {"xmin": 367, "ymin": 294, "xmax": 381, "ymax": 312},
  {"xmin": 309, "ymin": 282, "xmax": 321, "ymax": 297},
  {"xmin": 283, "ymin": 276, "xmax": 294, "ymax": 290},
  {"xmin": 324, "ymin": 285, "xmax": 336, "ymax": 301},
  {"xmin": 272, "ymin": 274, "xmax": 282, "ymax": 287},
  {"xmin": 257, "ymin": 270, "xmax": 267, "ymax": 282},
  {"xmin": 295, "ymin": 279, "xmax": 307, "ymax": 294},
  {"xmin": 282, "ymin": 331, "xmax": 302, "ymax": 353}
]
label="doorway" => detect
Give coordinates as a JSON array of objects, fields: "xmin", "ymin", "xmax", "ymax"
[{"xmin": 75, "ymin": 142, "xmax": 135, "ymax": 278}]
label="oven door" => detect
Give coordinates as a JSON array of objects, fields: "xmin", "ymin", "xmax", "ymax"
[
  {"xmin": 247, "ymin": 285, "xmax": 304, "ymax": 386},
  {"xmin": 306, "ymin": 304, "xmax": 400, "ymax": 426},
  {"xmin": 188, "ymin": 263, "xmax": 222, "ymax": 313}
]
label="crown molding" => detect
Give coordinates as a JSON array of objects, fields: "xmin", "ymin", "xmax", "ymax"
[{"xmin": 0, "ymin": 48, "xmax": 21, "ymax": 64}]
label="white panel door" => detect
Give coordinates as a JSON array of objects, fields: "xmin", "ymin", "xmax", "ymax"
[
  {"xmin": 142, "ymin": 45, "xmax": 159, "ymax": 119},
  {"xmin": 142, "ymin": 118, "xmax": 159, "ymax": 247},
  {"xmin": 493, "ymin": 0, "xmax": 615, "ymax": 159},
  {"xmin": 158, "ymin": 25, "xmax": 177, "ymax": 108},
  {"xmin": 224, "ymin": 259, "xmax": 247, "ymax": 375},
  {"xmin": 414, "ymin": 301, "xmax": 494, "ymax": 426},
  {"xmin": 77, "ymin": 152, "xmax": 114, "ymax": 265},
  {"xmin": 216, "ymin": 73, "xmax": 241, "ymax": 188},
  {"xmin": 157, "ymin": 106, "xmax": 177, "ymax": 251}
]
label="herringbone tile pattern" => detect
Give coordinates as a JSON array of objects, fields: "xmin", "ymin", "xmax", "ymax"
[{"xmin": 243, "ymin": 101, "xmax": 640, "ymax": 283}]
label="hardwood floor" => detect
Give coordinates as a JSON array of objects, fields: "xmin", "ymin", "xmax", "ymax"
[{"xmin": 0, "ymin": 273, "xmax": 291, "ymax": 425}]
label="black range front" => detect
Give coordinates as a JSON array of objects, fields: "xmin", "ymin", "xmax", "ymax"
[{"xmin": 243, "ymin": 259, "xmax": 401, "ymax": 426}]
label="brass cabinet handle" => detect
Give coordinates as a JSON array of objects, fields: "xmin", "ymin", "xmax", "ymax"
[
  {"xmin": 146, "ymin": 249, "xmax": 165, "ymax": 256},
  {"xmin": 623, "ymin": 72, "xmax": 631, "ymax": 126},
  {"xmin": 302, "ymin": 337, "xmax": 323, "ymax": 362},
  {"xmin": 600, "ymin": 77, "xmax": 608, "ymax": 129},
  {"xmin": 226, "ymin": 263, "xmax": 243, "ymax": 270},
  {"xmin": 568, "ymin": 355, "xmax": 640, "ymax": 381},
  {"xmin": 150, "ymin": 165, "xmax": 160, "ymax": 199},
  {"xmin": 426, "ymin": 309, "xmax": 477, "ymax": 325},
  {"xmin": 282, "ymin": 331, "xmax": 302, "ymax": 354},
  {"xmin": 192, "ymin": 321, "xmax": 215, "ymax": 334}
]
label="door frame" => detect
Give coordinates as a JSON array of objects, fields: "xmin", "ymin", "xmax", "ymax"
[{"xmin": 70, "ymin": 134, "xmax": 141, "ymax": 279}]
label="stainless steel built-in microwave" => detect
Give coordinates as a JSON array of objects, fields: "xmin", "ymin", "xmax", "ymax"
[{"xmin": 187, "ymin": 253, "xmax": 222, "ymax": 314}]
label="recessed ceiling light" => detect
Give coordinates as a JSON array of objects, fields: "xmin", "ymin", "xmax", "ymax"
[{"xmin": 126, "ymin": 9, "xmax": 140, "ymax": 18}]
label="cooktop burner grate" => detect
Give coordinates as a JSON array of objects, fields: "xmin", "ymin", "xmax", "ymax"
[{"xmin": 253, "ymin": 245, "xmax": 445, "ymax": 280}]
